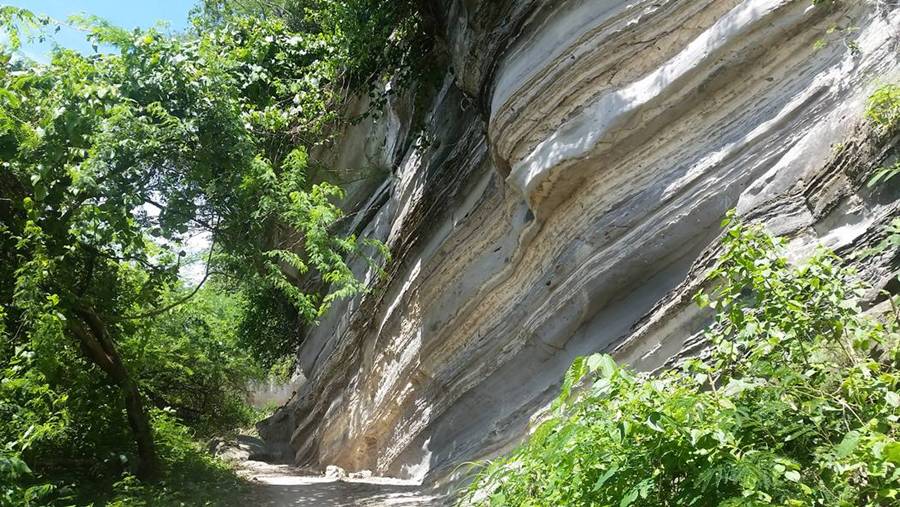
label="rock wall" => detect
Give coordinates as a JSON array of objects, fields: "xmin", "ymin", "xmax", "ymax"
[{"xmin": 260, "ymin": 0, "xmax": 900, "ymax": 498}]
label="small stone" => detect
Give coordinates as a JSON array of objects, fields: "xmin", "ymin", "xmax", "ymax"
[
  {"xmin": 349, "ymin": 470, "xmax": 373, "ymax": 479},
  {"xmin": 325, "ymin": 465, "xmax": 347, "ymax": 479}
]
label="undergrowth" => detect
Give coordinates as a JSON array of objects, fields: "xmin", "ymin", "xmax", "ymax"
[
  {"xmin": 3, "ymin": 409, "xmax": 249, "ymax": 506},
  {"xmin": 71, "ymin": 411, "xmax": 248, "ymax": 507},
  {"xmin": 462, "ymin": 214, "xmax": 899, "ymax": 506}
]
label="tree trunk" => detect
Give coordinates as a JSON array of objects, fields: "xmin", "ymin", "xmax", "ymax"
[
  {"xmin": 70, "ymin": 308, "xmax": 162, "ymax": 482},
  {"xmin": 120, "ymin": 378, "xmax": 160, "ymax": 480}
]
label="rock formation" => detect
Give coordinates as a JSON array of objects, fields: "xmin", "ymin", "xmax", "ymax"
[{"xmin": 260, "ymin": 0, "xmax": 900, "ymax": 500}]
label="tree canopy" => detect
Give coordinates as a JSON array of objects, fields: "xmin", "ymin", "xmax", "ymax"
[{"xmin": 0, "ymin": 1, "xmax": 433, "ymax": 503}]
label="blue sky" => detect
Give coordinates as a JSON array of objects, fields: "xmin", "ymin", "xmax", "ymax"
[{"xmin": 3, "ymin": 0, "xmax": 197, "ymax": 61}]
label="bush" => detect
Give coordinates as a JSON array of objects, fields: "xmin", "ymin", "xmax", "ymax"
[
  {"xmin": 127, "ymin": 284, "xmax": 262, "ymax": 438},
  {"xmin": 463, "ymin": 216, "xmax": 900, "ymax": 506},
  {"xmin": 94, "ymin": 410, "xmax": 248, "ymax": 507},
  {"xmin": 0, "ymin": 345, "xmax": 68, "ymax": 506},
  {"xmin": 0, "ymin": 287, "xmax": 258, "ymax": 505}
]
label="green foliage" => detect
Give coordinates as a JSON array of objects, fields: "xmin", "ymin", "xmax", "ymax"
[
  {"xmin": 463, "ymin": 215, "xmax": 900, "ymax": 506},
  {"xmin": 867, "ymin": 161, "xmax": 900, "ymax": 188},
  {"xmin": 0, "ymin": 4, "xmax": 386, "ymax": 370},
  {"xmin": 77, "ymin": 410, "xmax": 248, "ymax": 507},
  {"xmin": 126, "ymin": 285, "xmax": 262, "ymax": 438},
  {"xmin": 1, "ymin": 281, "xmax": 258, "ymax": 504},
  {"xmin": 0, "ymin": 7, "xmax": 55, "ymax": 53},
  {"xmin": 0, "ymin": 347, "xmax": 68, "ymax": 506},
  {"xmin": 266, "ymin": 355, "xmax": 296, "ymax": 384},
  {"xmin": 195, "ymin": 0, "xmax": 438, "ymax": 96},
  {"xmin": 0, "ymin": 0, "xmax": 411, "ymax": 502},
  {"xmin": 866, "ymin": 84, "xmax": 900, "ymax": 133},
  {"xmin": 236, "ymin": 284, "xmax": 303, "ymax": 369}
]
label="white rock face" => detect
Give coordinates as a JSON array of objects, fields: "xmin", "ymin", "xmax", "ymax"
[{"xmin": 260, "ymin": 0, "xmax": 900, "ymax": 499}]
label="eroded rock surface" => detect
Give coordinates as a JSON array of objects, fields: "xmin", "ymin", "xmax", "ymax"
[{"xmin": 260, "ymin": 0, "xmax": 900, "ymax": 501}]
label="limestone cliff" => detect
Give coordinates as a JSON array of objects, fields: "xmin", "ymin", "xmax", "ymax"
[{"xmin": 259, "ymin": 0, "xmax": 900, "ymax": 498}]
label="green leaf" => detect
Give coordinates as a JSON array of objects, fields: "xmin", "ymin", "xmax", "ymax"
[
  {"xmin": 884, "ymin": 442, "xmax": 900, "ymax": 465},
  {"xmin": 620, "ymin": 486, "xmax": 640, "ymax": 507},
  {"xmin": 886, "ymin": 391, "xmax": 900, "ymax": 408},
  {"xmin": 694, "ymin": 291, "xmax": 710, "ymax": 308},
  {"xmin": 592, "ymin": 465, "xmax": 619, "ymax": 491},
  {"xmin": 586, "ymin": 354, "xmax": 617, "ymax": 379},
  {"xmin": 835, "ymin": 431, "xmax": 860, "ymax": 459},
  {"xmin": 646, "ymin": 412, "xmax": 665, "ymax": 432},
  {"xmin": 559, "ymin": 356, "xmax": 587, "ymax": 406}
]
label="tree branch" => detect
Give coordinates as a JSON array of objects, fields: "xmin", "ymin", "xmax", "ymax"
[{"xmin": 114, "ymin": 233, "xmax": 218, "ymax": 322}]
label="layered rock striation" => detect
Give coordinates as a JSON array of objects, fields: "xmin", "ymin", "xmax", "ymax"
[{"xmin": 260, "ymin": 0, "xmax": 900, "ymax": 499}]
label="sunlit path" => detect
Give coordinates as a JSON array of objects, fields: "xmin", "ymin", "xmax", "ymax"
[{"xmin": 239, "ymin": 461, "xmax": 435, "ymax": 507}]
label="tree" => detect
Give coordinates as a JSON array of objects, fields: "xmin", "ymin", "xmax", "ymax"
[{"xmin": 0, "ymin": 9, "xmax": 382, "ymax": 481}]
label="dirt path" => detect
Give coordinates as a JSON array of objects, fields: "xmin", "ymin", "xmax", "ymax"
[
  {"xmin": 236, "ymin": 459, "xmax": 436, "ymax": 506},
  {"xmin": 216, "ymin": 436, "xmax": 438, "ymax": 506}
]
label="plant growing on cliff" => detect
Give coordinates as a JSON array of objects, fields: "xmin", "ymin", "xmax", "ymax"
[
  {"xmin": 864, "ymin": 84, "xmax": 900, "ymax": 189},
  {"xmin": 462, "ymin": 215, "xmax": 900, "ymax": 506},
  {"xmin": 866, "ymin": 83, "xmax": 900, "ymax": 133}
]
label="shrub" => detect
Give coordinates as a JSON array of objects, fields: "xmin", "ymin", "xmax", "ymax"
[
  {"xmin": 127, "ymin": 285, "xmax": 262, "ymax": 438},
  {"xmin": 463, "ymin": 215, "xmax": 900, "ymax": 506},
  {"xmin": 866, "ymin": 84, "xmax": 900, "ymax": 133},
  {"xmin": 0, "ymin": 345, "xmax": 68, "ymax": 506},
  {"xmin": 91, "ymin": 410, "xmax": 248, "ymax": 507}
]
